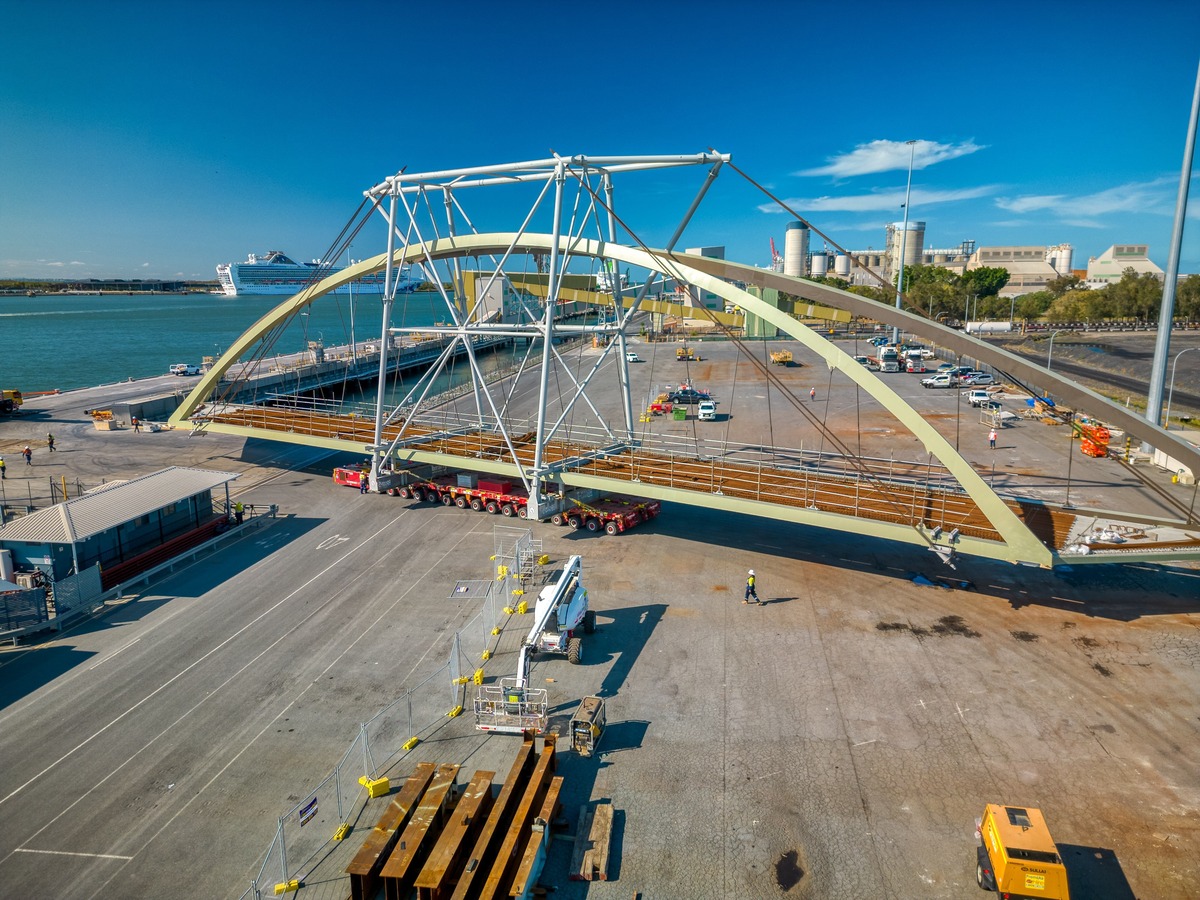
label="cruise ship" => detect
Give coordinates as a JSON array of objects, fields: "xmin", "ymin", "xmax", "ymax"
[{"xmin": 215, "ymin": 250, "xmax": 420, "ymax": 297}]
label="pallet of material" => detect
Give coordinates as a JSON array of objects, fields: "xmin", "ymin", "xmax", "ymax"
[
  {"xmin": 346, "ymin": 763, "xmax": 436, "ymax": 900},
  {"xmin": 379, "ymin": 764, "xmax": 460, "ymax": 900},
  {"xmin": 569, "ymin": 802, "xmax": 613, "ymax": 882}
]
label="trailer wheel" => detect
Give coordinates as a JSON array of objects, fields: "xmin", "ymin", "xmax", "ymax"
[
  {"xmin": 501, "ymin": 504, "xmax": 515, "ymax": 517},
  {"xmin": 583, "ymin": 610, "xmax": 596, "ymax": 634},
  {"xmin": 605, "ymin": 521, "xmax": 619, "ymax": 536},
  {"xmin": 412, "ymin": 487, "xmax": 426, "ymax": 502},
  {"xmin": 470, "ymin": 497, "xmax": 484, "ymax": 511},
  {"xmin": 975, "ymin": 863, "xmax": 984, "ymax": 888},
  {"xmin": 550, "ymin": 512, "xmax": 566, "ymax": 526},
  {"xmin": 454, "ymin": 495, "xmax": 468, "ymax": 508},
  {"xmin": 567, "ymin": 516, "xmax": 582, "ymax": 529},
  {"xmin": 441, "ymin": 492, "xmax": 454, "ymax": 506},
  {"xmin": 517, "ymin": 505, "xmax": 529, "ymax": 519},
  {"xmin": 397, "ymin": 486, "xmax": 411, "ymax": 499},
  {"xmin": 585, "ymin": 518, "xmax": 601, "ymax": 532},
  {"xmin": 567, "ymin": 637, "xmax": 582, "ymax": 665},
  {"xmin": 485, "ymin": 500, "xmax": 500, "ymax": 514}
]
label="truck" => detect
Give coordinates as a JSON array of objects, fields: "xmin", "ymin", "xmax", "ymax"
[
  {"xmin": 769, "ymin": 349, "xmax": 792, "ymax": 366},
  {"xmin": 975, "ymin": 803, "xmax": 1070, "ymax": 898},
  {"xmin": 474, "ymin": 555, "xmax": 595, "ymax": 734},
  {"xmin": 868, "ymin": 346, "xmax": 900, "ymax": 373},
  {"xmin": 0, "ymin": 389, "xmax": 23, "ymax": 415},
  {"xmin": 676, "ymin": 345, "xmax": 698, "ymax": 362},
  {"xmin": 549, "ymin": 495, "xmax": 661, "ymax": 535}
]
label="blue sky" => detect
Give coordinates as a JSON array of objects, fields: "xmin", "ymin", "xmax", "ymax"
[{"xmin": 3, "ymin": 0, "xmax": 1200, "ymax": 282}]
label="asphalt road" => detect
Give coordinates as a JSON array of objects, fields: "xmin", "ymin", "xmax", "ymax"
[{"xmin": 0, "ymin": 339, "xmax": 1197, "ymax": 898}]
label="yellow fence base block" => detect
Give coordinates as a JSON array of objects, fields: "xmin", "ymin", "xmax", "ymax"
[
  {"xmin": 402, "ymin": 736, "xmax": 420, "ymax": 751},
  {"xmin": 537, "ymin": 554, "xmax": 550, "ymax": 566},
  {"xmin": 447, "ymin": 705, "xmax": 463, "ymax": 718},
  {"xmin": 491, "ymin": 626, "xmax": 501, "ymax": 635},
  {"xmin": 358, "ymin": 776, "xmax": 390, "ymax": 799},
  {"xmin": 517, "ymin": 600, "xmax": 528, "ymax": 615},
  {"xmin": 473, "ymin": 668, "xmax": 485, "ymax": 685},
  {"xmin": 503, "ymin": 606, "xmax": 515, "ymax": 615},
  {"xmin": 332, "ymin": 822, "xmax": 351, "ymax": 841},
  {"xmin": 481, "ymin": 649, "xmax": 491, "ymax": 661},
  {"xmin": 453, "ymin": 675, "xmax": 469, "ymax": 685},
  {"xmin": 273, "ymin": 879, "xmax": 300, "ymax": 895}
]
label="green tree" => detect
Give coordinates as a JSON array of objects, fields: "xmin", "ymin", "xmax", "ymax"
[
  {"xmin": 960, "ymin": 266, "xmax": 1010, "ymax": 298},
  {"xmin": 1174, "ymin": 274, "xmax": 1200, "ymax": 319},
  {"xmin": 1045, "ymin": 274, "xmax": 1084, "ymax": 298},
  {"xmin": 1015, "ymin": 291, "xmax": 1053, "ymax": 320},
  {"xmin": 1106, "ymin": 268, "xmax": 1163, "ymax": 320}
]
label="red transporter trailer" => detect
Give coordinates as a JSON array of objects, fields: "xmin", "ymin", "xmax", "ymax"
[
  {"xmin": 397, "ymin": 476, "xmax": 532, "ymax": 517},
  {"xmin": 549, "ymin": 496, "xmax": 662, "ymax": 535}
]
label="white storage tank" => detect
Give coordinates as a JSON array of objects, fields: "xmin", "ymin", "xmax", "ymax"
[
  {"xmin": 889, "ymin": 221, "xmax": 926, "ymax": 273},
  {"xmin": 1046, "ymin": 243, "xmax": 1073, "ymax": 275},
  {"xmin": 810, "ymin": 253, "xmax": 828, "ymax": 277},
  {"xmin": 834, "ymin": 254, "xmax": 851, "ymax": 277},
  {"xmin": 784, "ymin": 221, "xmax": 809, "ymax": 277}
]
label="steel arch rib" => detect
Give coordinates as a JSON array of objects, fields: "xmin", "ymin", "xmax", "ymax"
[{"xmin": 183, "ymin": 232, "xmax": 1200, "ymax": 566}]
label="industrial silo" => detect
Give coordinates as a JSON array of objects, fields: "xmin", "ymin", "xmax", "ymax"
[
  {"xmin": 1046, "ymin": 243, "xmax": 1073, "ymax": 275},
  {"xmin": 834, "ymin": 254, "xmax": 851, "ymax": 277},
  {"xmin": 810, "ymin": 253, "xmax": 829, "ymax": 277},
  {"xmin": 784, "ymin": 221, "xmax": 809, "ymax": 276},
  {"xmin": 888, "ymin": 221, "xmax": 925, "ymax": 273}
]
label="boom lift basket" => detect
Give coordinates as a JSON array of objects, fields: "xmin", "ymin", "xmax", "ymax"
[{"xmin": 475, "ymin": 677, "xmax": 549, "ymax": 734}]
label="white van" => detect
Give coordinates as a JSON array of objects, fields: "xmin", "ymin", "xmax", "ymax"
[
  {"xmin": 625, "ymin": 351, "xmax": 641, "ymax": 363},
  {"xmin": 697, "ymin": 400, "xmax": 717, "ymax": 421},
  {"xmin": 169, "ymin": 363, "xmax": 201, "ymax": 376}
]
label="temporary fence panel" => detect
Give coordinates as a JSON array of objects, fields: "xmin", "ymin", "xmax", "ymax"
[
  {"xmin": 51, "ymin": 565, "xmax": 103, "ymax": 615},
  {"xmin": 278, "ymin": 768, "xmax": 348, "ymax": 885},
  {"xmin": 1, "ymin": 587, "xmax": 48, "ymax": 632}
]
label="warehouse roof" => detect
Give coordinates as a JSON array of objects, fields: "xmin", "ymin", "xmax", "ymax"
[{"xmin": 0, "ymin": 467, "xmax": 237, "ymax": 545}]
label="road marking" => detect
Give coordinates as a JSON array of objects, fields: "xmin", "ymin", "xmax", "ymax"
[
  {"xmin": 316, "ymin": 535, "xmax": 350, "ymax": 550},
  {"xmin": 853, "ymin": 739, "xmax": 877, "ymax": 747},
  {"xmin": 88, "ymin": 638, "xmax": 141, "ymax": 671},
  {"xmin": 0, "ymin": 512, "xmax": 410, "ymax": 813},
  {"xmin": 14, "ymin": 848, "xmax": 133, "ymax": 861}
]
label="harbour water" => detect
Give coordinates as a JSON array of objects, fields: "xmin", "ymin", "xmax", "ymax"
[{"xmin": 1, "ymin": 291, "xmax": 449, "ymax": 393}]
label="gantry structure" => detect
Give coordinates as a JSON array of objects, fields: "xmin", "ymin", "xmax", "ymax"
[{"xmin": 170, "ymin": 153, "xmax": 1200, "ymax": 568}]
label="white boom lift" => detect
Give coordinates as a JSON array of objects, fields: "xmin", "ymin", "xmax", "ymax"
[{"xmin": 474, "ymin": 555, "xmax": 595, "ymax": 734}]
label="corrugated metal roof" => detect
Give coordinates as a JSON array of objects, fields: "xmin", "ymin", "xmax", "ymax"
[{"xmin": 0, "ymin": 467, "xmax": 238, "ymax": 545}]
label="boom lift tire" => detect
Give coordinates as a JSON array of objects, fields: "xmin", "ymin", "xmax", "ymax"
[
  {"xmin": 583, "ymin": 610, "xmax": 596, "ymax": 634},
  {"xmin": 567, "ymin": 637, "xmax": 582, "ymax": 665}
]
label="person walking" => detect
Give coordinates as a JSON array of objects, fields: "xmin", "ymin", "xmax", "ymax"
[
  {"xmin": 743, "ymin": 569, "xmax": 761, "ymax": 605},
  {"xmin": 23, "ymin": 445, "xmax": 32, "ymax": 466},
  {"xmin": 809, "ymin": 386, "xmax": 816, "ymax": 401},
  {"xmin": 988, "ymin": 428, "xmax": 997, "ymax": 450},
  {"xmin": 132, "ymin": 416, "xmax": 142, "ymax": 433},
  {"xmin": 0, "ymin": 456, "xmax": 6, "ymax": 479},
  {"xmin": 46, "ymin": 432, "xmax": 55, "ymax": 452}
]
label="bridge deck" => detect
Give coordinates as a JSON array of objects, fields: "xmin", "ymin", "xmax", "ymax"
[{"xmin": 199, "ymin": 406, "xmax": 1082, "ymax": 550}]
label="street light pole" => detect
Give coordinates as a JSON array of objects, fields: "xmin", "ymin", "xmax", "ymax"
[
  {"xmin": 892, "ymin": 140, "xmax": 918, "ymax": 344},
  {"xmin": 1046, "ymin": 329, "xmax": 1063, "ymax": 372},
  {"xmin": 1165, "ymin": 346, "xmax": 1200, "ymax": 429}
]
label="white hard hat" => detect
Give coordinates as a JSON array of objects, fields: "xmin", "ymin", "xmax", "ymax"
[{"xmin": 748, "ymin": 569, "xmax": 755, "ymax": 576}]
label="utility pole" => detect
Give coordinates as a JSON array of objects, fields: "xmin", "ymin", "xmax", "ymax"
[{"xmin": 892, "ymin": 140, "xmax": 917, "ymax": 344}]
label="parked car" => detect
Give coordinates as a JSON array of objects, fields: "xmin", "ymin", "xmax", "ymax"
[
  {"xmin": 668, "ymin": 388, "xmax": 712, "ymax": 405},
  {"xmin": 960, "ymin": 372, "xmax": 995, "ymax": 386},
  {"xmin": 936, "ymin": 362, "xmax": 958, "ymax": 372},
  {"xmin": 921, "ymin": 373, "xmax": 956, "ymax": 389},
  {"xmin": 625, "ymin": 351, "xmax": 642, "ymax": 362},
  {"xmin": 964, "ymin": 389, "xmax": 994, "ymax": 407},
  {"xmin": 169, "ymin": 363, "xmax": 201, "ymax": 376},
  {"xmin": 919, "ymin": 348, "xmax": 936, "ymax": 359},
  {"xmin": 697, "ymin": 400, "xmax": 717, "ymax": 421},
  {"xmin": 853, "ymin": 355, "xmax": 871, "ymax": 367}
]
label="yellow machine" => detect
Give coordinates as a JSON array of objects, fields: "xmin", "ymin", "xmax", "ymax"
[
  {"xmin": 0, "ymin": 389, "xmax": 22, "ymax": 415},
  {"xmin": 976, "ymin": 804, "xmax": 1070, "ymax": 898},
  {"xmin": 676, "ymin": 346, "xmax": 696, "ymax": 362},
  {"xmin": 770, "ymin": 350, "xmax": 793, "ymax": 366}
]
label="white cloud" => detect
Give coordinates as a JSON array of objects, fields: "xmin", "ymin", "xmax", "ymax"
[
  {"xmin": 797, "ymin": 139, "xmax": 984, "ymax": 178},
  {"xmin": 758, "ymin": 185, "xmax": 997, "ymax": 215},
  {"xmin": 995, "ymin": 179, "xmax": 1174, "ymax": 218}
]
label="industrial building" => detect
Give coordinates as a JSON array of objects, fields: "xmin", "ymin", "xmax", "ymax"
[{"xmin": 1085, "ymin": 244, "xmax": 1164, "ymax": 287}]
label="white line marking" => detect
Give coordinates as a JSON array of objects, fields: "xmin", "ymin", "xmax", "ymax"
[
  {"xmin": 853, "ymin": 739, "xmax": 877, "ymax": 747},
  {"xmin": 14, "ymin": 848, "xmax": 133, "ymax": 861},
  {"xmin": 0, "ymin": 512, "xmax": 408, "ymax": 812},
  {"xmin": 88, "ymin": 638, "xmax": 140, "ymax": 671}
]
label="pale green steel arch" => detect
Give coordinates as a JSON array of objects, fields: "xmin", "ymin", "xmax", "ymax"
[{"xmin": 172, "ymin": 234, "xmax": 1050, "ymax": 564}]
